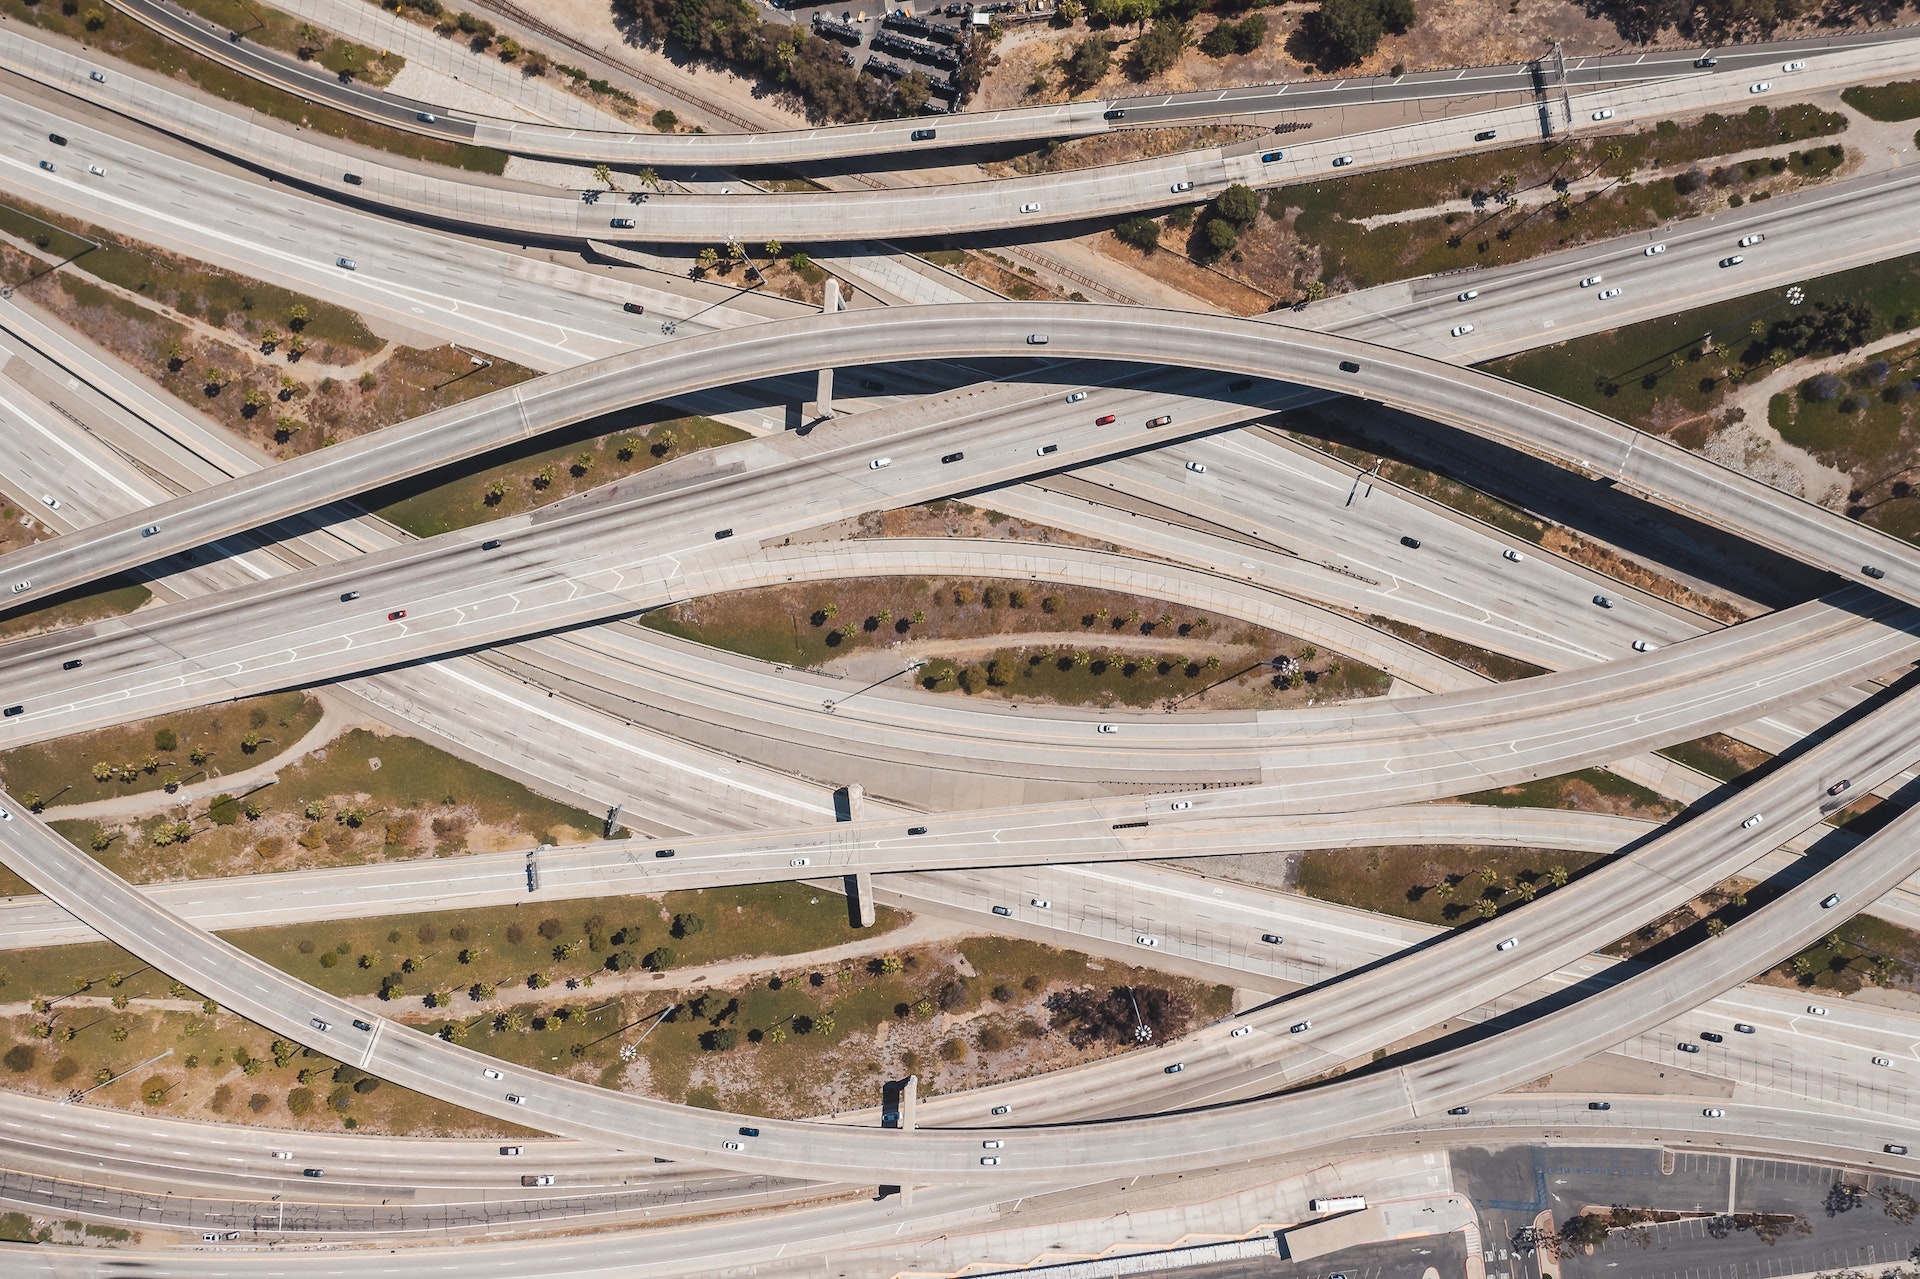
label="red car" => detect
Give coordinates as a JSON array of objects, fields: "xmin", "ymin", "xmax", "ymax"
[
  {"xmin": 388, "ymin": 609, "xmax": 407, "ymax": 621},
  {"xmin": 1095, "ymin": 414, "xmax": 1117, "ymax": 425}
]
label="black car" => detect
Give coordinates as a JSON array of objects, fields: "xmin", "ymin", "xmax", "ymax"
[
  {"xmin": 49, "ymin": 133, "xmax": 67, "ymax": 145},
  {"xmin": 910, "ymin": 128, "xmax": 936, "ymax": 141},
  {"xmin": 623, "ymin": 302, "xmax": 646, "ymax": 314},
  {"xmin": 1260, "ymin": 933, "xmax": 1282, "ymax": 944},
  {"xmin": 739, "ymin": 1126, "xmax": 761, "ymax": 1137},
  {"xmin": 1475, "ymin": 129, "xmax": 1498, "ymax": 140},
  {"xmin": 1588, "ymin": 1101, "xmax": 1611, "ymax": 1110},
  {"xmin": 303, "ymin": 1168, "xmax": 326, "ymax": 1178},
  {"xmin": 343, "ymin": 173, "xmax": 364, "ymax": 185},
  {"xmin": 1863, "ymin": 565, "xmax": 1887, "ymax": 580},
  {"xmin": 352, "ymin": 1019, "xmax": 373, "ymax": 1031},
  {"xmin": 1700, "ymin": 1031, "xmax": 1724, "ymax": 1042},
  {"xmin": 654, "ymin": 848, "xmax": 676, "ymax": 858},
  {"xmin": 62, "ymin": 659, "xmax": 82, "ymax": 670},
  {"xmin": 481, "ymin": 539, "xmax": 501, "ymax": 550},
  {"xmin": 1400, "ymin": 535, "xmax": 1422, "ymax": 549},
  {"xmin": 940, "ymin": 452, "xmax": 964, "ymax": 464},
  {"xmin": 908, "ymin": 826, "xmax": 928, "ymax": 835},
  {"xmin": 1447, "ymin": 1106, "xmax": 1470, "ymax": 1115},
  {"xmin": 1339, "ymin": 360, "xmax": 1361, "ymax": 373},
  {"xmin": 3, "ymin": 706, "xmax": 22, "ymax": 718},
  {"xmin": 1104, "ymin": 108, "xmax": 1126, "ymax": 120}
]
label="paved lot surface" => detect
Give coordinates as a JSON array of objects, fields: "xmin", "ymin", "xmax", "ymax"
[{"xmin": 1454, "ymin": 1145, "xmax": 1920, "ymax": 1279}]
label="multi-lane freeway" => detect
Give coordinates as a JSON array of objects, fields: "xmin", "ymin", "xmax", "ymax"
[{"xmin": 4, "ymin": 5, "xmax": 1920, "ymax": 1271}]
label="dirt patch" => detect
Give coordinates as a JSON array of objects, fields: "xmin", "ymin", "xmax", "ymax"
[
  {"xmin": 984, "ymin": 125, "xmax": 1265, "ymax": 178},
  {"xmin": 1295, "ymin": 844, "xmax": 1609, "ymax": 929},
  {"xmin": 1094, "ymin": 233, "xmax": 1278, "ymax": 316},
  {"xmin": 804, "ymin": 498, "xmax": 1123, "ymax": 552},
  {"xmin": 1452, "ymin": 768, "xmax": 1681, "ymax": 821}
]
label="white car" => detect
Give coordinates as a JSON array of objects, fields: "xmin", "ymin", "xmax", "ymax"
[
  {"xmin": 336, "ymin": 256, "xmax": 357, "ymax": 270},
  {"xmin": 1495, "ymin": 937, "xmax": 1517, "ymax": 951},
  {"xmin": 88, "ymin": 164, "xmax": 105, "ymax": 176},
  {"xmin": 1458, "ymin": 289, "xmax": 1478, "ymax": 301},
  {"xmin": 722, "ymin": 1140, "xmax": 743, "ymax": 1151},
  {"xmin": 990, "ymin": 1105, "xmax": 1011, "ymax": 1115},
  {"xmin": 1808, "ymin": 1005, "xmax": 1828, "ymax": 1015},
  {"xmin": 1821, "ymin": 893, "xmax": 1842, "ymax": 909},
  {"xmin": 1170, "ymin": 180, "xmax": 1193, "ymax": 193},
  {"xmin": 1019, "ymin": 202, "xmax": 1041, "ymax": 213},
  {"xmin": 1502, "ymin": 548, "xmax": 1524, "ymax": 562},
  {"xmin": 1097, "ymin": 724, "xmax": 1118, "ymax": 734},
  {"xmin": 1721, "ymin": 255, "xmax": 1744, "ymax": 267},
  {"xmin": 1644, "ymin": 243, "xmax": 1666, "ymax": 255},
  {"xmin": 500, "ymin": 1146, "xmax": 523, "ymax": 1156},
  {"xmin": 981, "ymin": 1156, "xmax": 1001, "ymax": 1165},
  {"xmin": 1783, "ymin": 59, "xmax": 1806, "ymax": 71},
  {"xmin": 868, "ymin": 457, "xmax": 891, "ymax": 470},
  {"xmin": 1065, "ymin": 391, "xmax": 1087, "ymax": 403},
  {"xmin": 1874, "ymin": 1056, "xmax": 1892, "ymax": 1066},
  {"xmin": 1029, "ymin": 898, "xmax": 1050, "ymax": 909},
  {"xmin": 1450, "ymin": 324, "xmax": 1475, "ymax": 337},
  {"xmin": 483, "ymin": 1068, "xmax": 503, "ymax": 1080},
  {"xmin": 1579, "ymin": 275, "xmax": 1603, "ymax": 287},
  {"xmin": 1290, "ymin": 1020, "xmax": 1313, "ymax": 1033},
  {"xmin": 1632, "ymin": 639, "xmax": 1657, "ymax": 652},
  {"xmin": 1230, "ymin": 1025, "xmax": 1252, "ymax": 1038},
  {"xmin": 271, "ymin": 1151, "xmax": 293, "ymax": 1159},
  {"xmin": 504, "ymin": 1093, "xmax": 525, "ymax": 1105},
  {"xmin": 1749, "ymin": 81, "xmax": 1770, "ymax": 93},
  {"xmin": 1170, "ymin": 800, "xmax": 1193, "ymax": 811},
  {"xmin": 1741, "ymin": 814, "xmax": 1763, "ymax": 829},
  {"xmin": 1738, "ymin": 233, "xmax": 1765, "ymax": 247},
  {"xmin": 1592, "ymin": 108, "xmax": 1614, "ymax": 121},
  {"xmin": 982, "ymin": 1139, "xmax": 1004, "ymax": 1149},
  {"xmin": 1135, "ymin": 935, "xmax": 1159, "ymax": 947},
  {"xmin": 1164, "ymin": 1062, "xmax": 1185, "ymax": 1074},
  {"xmin": 1332, "ymin": 155, "xmax": 1354, "ymax": 167},
  {"xmin": 789, "ymin": 857, "xmax": 810, "ymax": 867},
  {"xmin": 89, "ymin": 69, "xmax": 106, "ymax": 82},
  {"xmin": 40, "ymin": 495, "xmax": 60, "ymax": 510},
  {"xmin": 1703, "ymin": 1108, "xmax": 1725, "ymax": 1118},
  {"xmin": 0, "ymin": 808, "xmax": 10, "ymax": 822},
  {"xmin": 1186, "ymin": 460, "xmax": 1207, "ymax": 474},
  {"xmin": 1597, "ymin": 287, "xmax": 1622, "ymax": 300}
]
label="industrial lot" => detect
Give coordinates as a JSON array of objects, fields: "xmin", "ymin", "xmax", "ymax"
[{"xmin": 3, "ymin": 0, "xmax": 1920, "ymax": 1274}]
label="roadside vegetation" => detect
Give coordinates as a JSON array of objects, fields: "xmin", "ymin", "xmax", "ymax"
[
  {"xmin": 1488, "ymin": 253, "xmax": 1920, "ymax": 450},
  {"xmin": 176, "ymin": 0, "xmax": 404, "ymax": 86},
  {"xmin": 374, "ymin": 414, "xmax": 747, "ymax": 537},
  {"xmin": 1294, "ymin": 844, "xmax": 1607, "ymax": 928},
  {"xmin": 1656, "ymin": 733, "xmax": 1772, "ymax": 784},
  {"xmin": 1768, "ymin": 339, "xmax": 1920, "ymax": 544},
  {"xmin": 0, "ymin": 579, "xmax": 151, "ymax": 645},
  {"xmin": 1840, "ymin": 80, "xmax": 1920, "ymax": 122},
  {"xmin": 0, "ymin": 0, "xmax": 506, "ymax": 172},
  {"xmin": 643, "ymin": 575, "xmax": 1391, "ymax": 710},
  {"xmin": 1455, "ymin": 768, "xmax": 1680, "ymax": 821},
  {"xmin": 0, "ymin": 916, "xmax": 1228, "ymax": 1127},
  {"xmin": 0, "ymin": 692, "xmax": 322, "ymax": 812},
  {"xmin": 0, "ymin": 195, "xmax": 537, "ymax": 459},
  {"xmin": 47, "ymin": 727, "xmax": 607, "ymax": 885},
  {"xmin": 1103, "ymin": 106, "xmax": 1849, "ymax": 308}
]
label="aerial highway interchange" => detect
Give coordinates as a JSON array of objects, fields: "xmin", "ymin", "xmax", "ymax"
[{"xmin": 2, "ymin": 0, "xmax": 1920, "ymax": 1275}]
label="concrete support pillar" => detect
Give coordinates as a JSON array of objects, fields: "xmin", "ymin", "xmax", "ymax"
[
  {"xmin": 853, "ymin": 871, "xmax": 876, "ymax": 928},
  {"xmin": 845, "ymin": 781, "xmax": 865, "ymax": 819},
  {"xmin": 813, "ymin": 278, "xmax": 844, "ymax": 421},
  {"xmin": 901, "ymin": 1073, "xmax": 917, "ymax": 1130}
]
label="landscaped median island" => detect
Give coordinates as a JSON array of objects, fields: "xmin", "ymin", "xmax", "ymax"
[
  {"xmin": 1488, "ymin": 253, "xmax": 1920, "ymax": 521},
  {"xmin": 1100, "ymin": 105, "xmax": 1852, "ymax": 310},
  {"xmin": 0, "ymin": 194, "xmax": 537, "ymax": 459},
  {"xmin": 0, "ymin": 691, "xmax": 322, "ymax": 813},
  {"xmin": 0, "ymin": 0, "xmax": 506, "ymax": 171},
  {"xmin": 1768, "ymin": 338, "xmax": 1920, "ymax": 543},
  {"xmin": 36, "ymin": 725, "xmax": 607, "ymax": 884},
  {"xmin": 0, "ymin": 891, "xmax": 1230, "ymax": 1129},
  {"xmin": 373, "ymin": 414, "xmax": 747, "ymax": 537},
  {"xmin": 643, "ymin": 575, "xmax": 1393, "ymax": 710}
]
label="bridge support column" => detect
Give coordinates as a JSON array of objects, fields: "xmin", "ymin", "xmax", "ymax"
[
  {"xmin": 813, "ymin": 278, "xmax": 844, "ymax": 421},
  {"xmin": 851, "ymin": 872, "xmax": 876, "ymax": 928}
]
